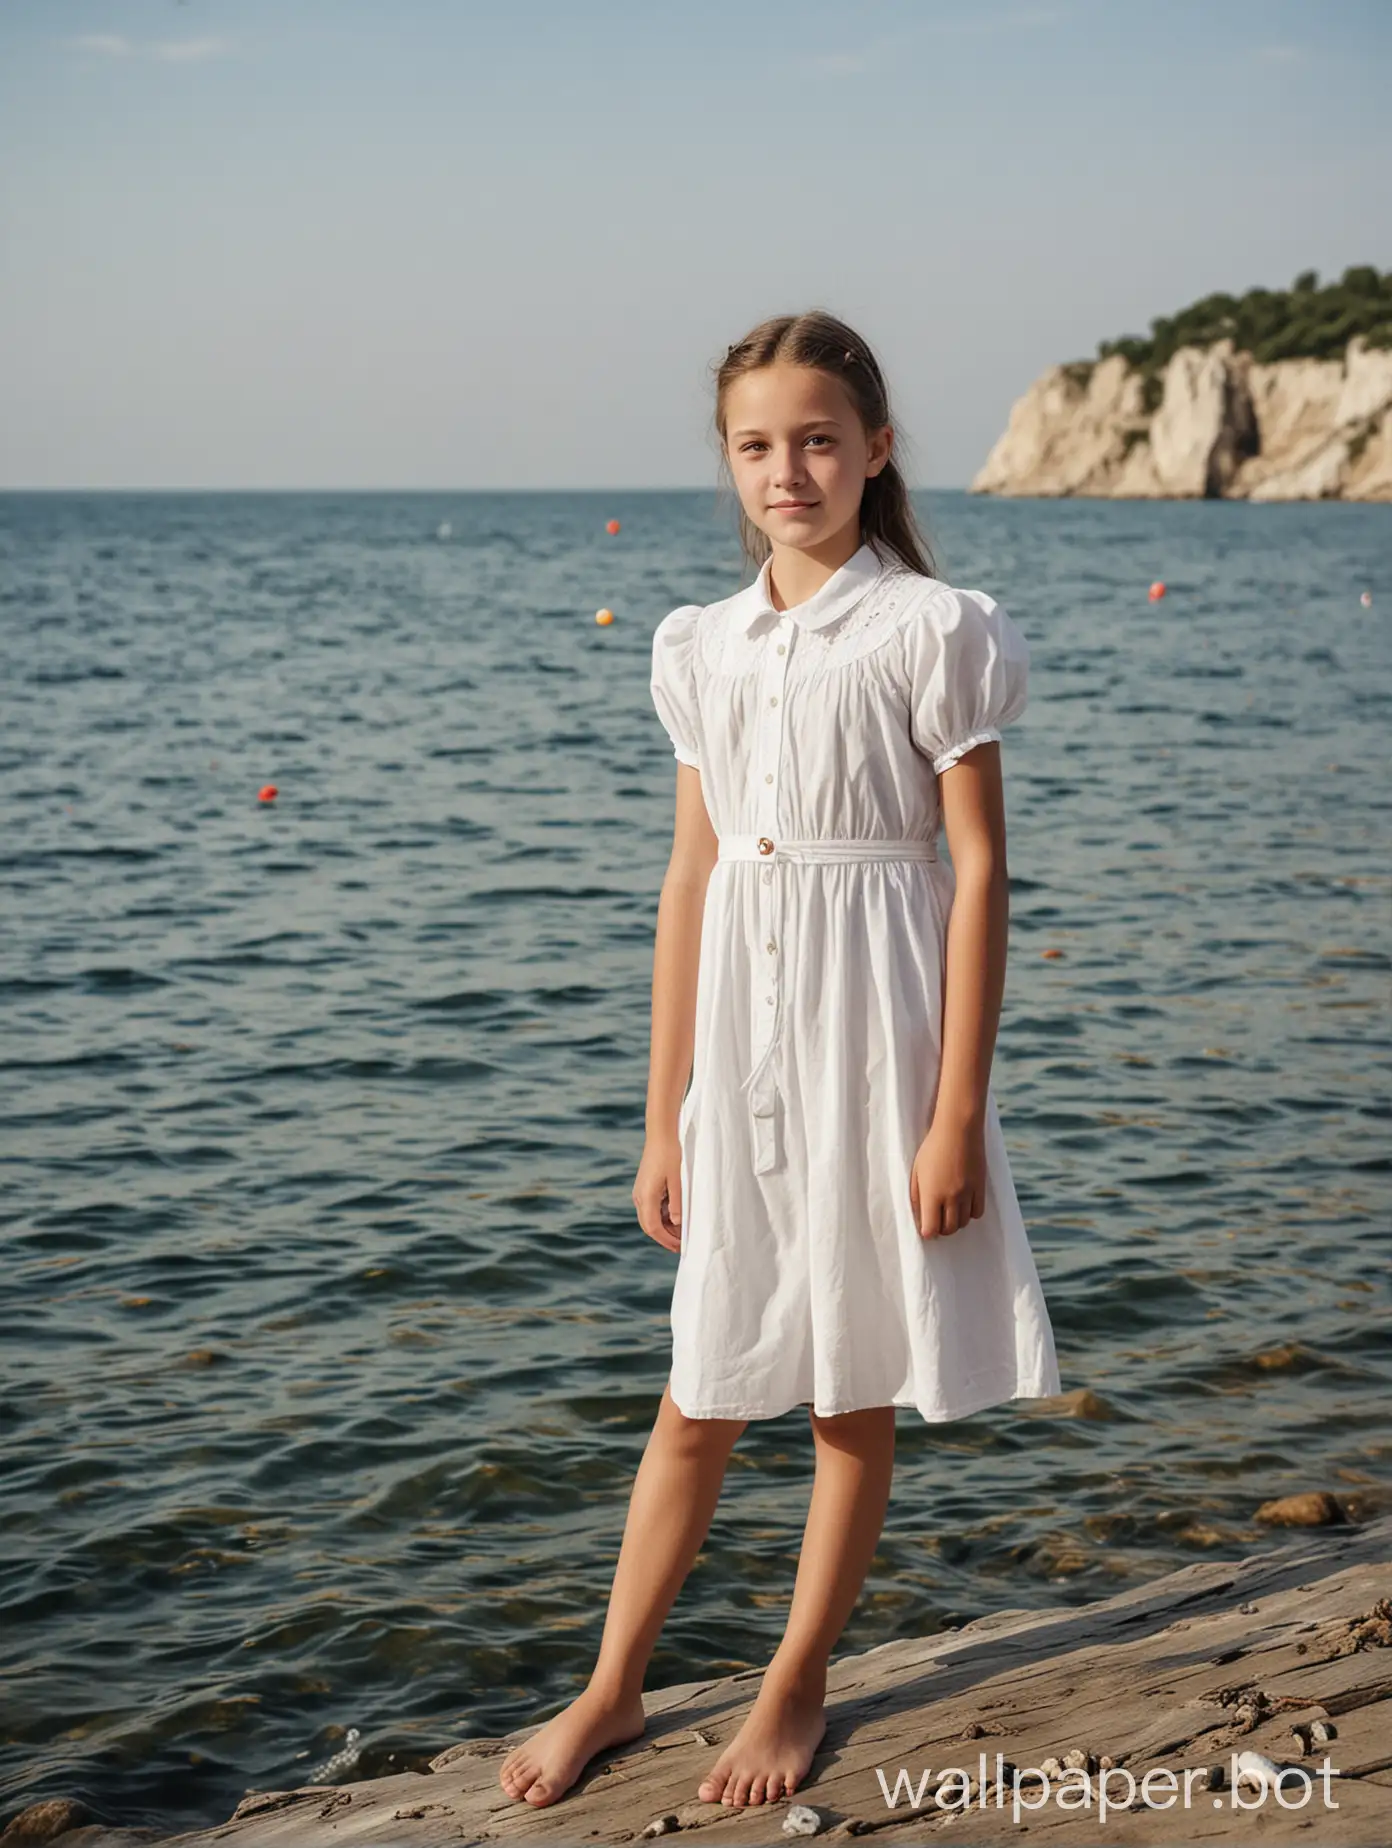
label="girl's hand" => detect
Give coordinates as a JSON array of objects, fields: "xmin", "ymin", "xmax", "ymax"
[
  {"xmin": 910, "ymin": 1114, "xmax": 987, "ymax": 1240},
  {"xmin": 634, "ymin": 1133, "xmax": 684, "ymax": 1253}
]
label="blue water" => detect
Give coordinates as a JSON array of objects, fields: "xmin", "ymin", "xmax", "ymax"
[{"xmin": 1, "ymin": 489, "xmax": 1389, "ymax": 1836}]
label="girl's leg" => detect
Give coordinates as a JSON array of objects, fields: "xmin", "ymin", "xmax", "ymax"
[
  {"xmin": 500, "ymin": 1381, "xmax": 746, "ymax": 1808},
  {"xmin": 698, "ymin": 1402, "xmax": 896, "ymax": 1808}
]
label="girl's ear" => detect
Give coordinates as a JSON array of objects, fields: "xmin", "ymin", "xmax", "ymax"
[{"xmin": 867, "ymin": 424, "xmax": 894, "ymax": 478}]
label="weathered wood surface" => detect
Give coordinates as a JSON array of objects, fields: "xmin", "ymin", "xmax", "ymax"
[{"xmin": 20, "ymin": 1516, "xmax": 1392, "ymax": 1847}]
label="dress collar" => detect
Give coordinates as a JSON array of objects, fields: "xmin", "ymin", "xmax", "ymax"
[{"xmin": 733, "ymin": 541, "xmax": 889, "ymax": 634}]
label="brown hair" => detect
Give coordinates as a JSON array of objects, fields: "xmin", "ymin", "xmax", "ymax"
[{"xmin": 713, "ymin": 309, "xmax": 937, "ymax": 577}]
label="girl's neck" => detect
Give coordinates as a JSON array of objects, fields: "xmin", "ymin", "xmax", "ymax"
[{"xmin": 765, "ymin": 520, "xmax": 864, "ymax": 612}]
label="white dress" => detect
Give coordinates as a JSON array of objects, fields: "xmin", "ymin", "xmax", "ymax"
[{"xmin": 649, "ymin": 541, "xmax": 1061, "ymax": 1423}]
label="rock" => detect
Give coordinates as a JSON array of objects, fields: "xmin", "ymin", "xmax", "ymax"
[
  {"xmin": 642, "ymin": 1816, "xmax": 680, "ymax": 1837},
  {"xmin": 1234, "ymin": 1751, "xmax": 1283, "ymax": 1791},
  {"xmin": 972, "ymin": 335, "xmax": 1392, "ymax": 502},
  {"xmin": 1149, "ymin": 342, "xmax": 1257, "ymax": 495},
  {"xmin": 783, "ymin": 1805, "xmax": 827, "ymax": 1836},
  {"xmin": 1255, "ymin": 1492, "xmax": 1348, "ymax": 1527},
  {"xmin": 1311, "ymin": 1719, "xmax": 1337, "ymax": 1744},
  {"xmin": 1, "ymin": 1800, "xmax": 102, "ymax": 1843}
]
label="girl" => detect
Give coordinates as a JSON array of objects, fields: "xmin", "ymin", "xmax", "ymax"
[{"xmin": 499, "ymin": 309, "xmax": 1060, "ymax": 1814}]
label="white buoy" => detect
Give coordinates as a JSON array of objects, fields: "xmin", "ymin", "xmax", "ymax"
[{"xmin": 437, "ymin": 521, "xmax": 452, "ymax": 540}]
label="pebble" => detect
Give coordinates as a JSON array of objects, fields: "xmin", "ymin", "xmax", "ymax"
[
  {"xmin": 1311, "ymin": 1718, "xmax": 1337, "ymax": 1744},
  {"xmin": 643, "ymin": 1816, "xmax": 680, "ymax": 1837},
  {"xmin": 1039, "ymin": 1756, "xmax": 1063, "ymax": 1778},
  {"xmin": 783, "ymin": 1804, "xmax": 827, "ymax": 1836},
  {"xmin": 1234, "ymin": 1750, "xmax": 1283, "ymax": 1791},
  {"xmin": 690, "ymin": 1728, "xmax": 715, "ymax": 1746},
  {"xmin": 1061, "ymin": 1747, "xmax": 1095, "ymax": 1773}
]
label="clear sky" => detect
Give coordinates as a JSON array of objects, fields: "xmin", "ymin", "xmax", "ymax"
[{"xmin": 1, "ymin": 0, "xmax": 1388, "ymax": 490}]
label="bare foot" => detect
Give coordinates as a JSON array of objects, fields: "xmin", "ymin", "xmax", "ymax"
[
  {"xmin": 499, "ymin": 1684, "xmax": 647, "ymax": 1808},
  {"xmin": 697, "ymin": 1674, "xmax": 828, "ymax": 1807}
]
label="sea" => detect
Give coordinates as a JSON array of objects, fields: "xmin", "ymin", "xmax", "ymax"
[{"xmin": 1, "ymin": 488, "xmax": 1388, "ymax": 1836}]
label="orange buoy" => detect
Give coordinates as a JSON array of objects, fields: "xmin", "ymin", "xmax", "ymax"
[
  {"xmin": 1361, "ymin": 590, "xmax": 1373, "ymax": 607},
  {"xmin": 605, "ymin": 519, "xmax": 621, "ymax": 535},
  {"xmin": 595, "ymin": 608, "xmax": 615, "ymax": 626},
  {"xmin": 1149, "ymin": 580, "xmax": 1167, "ymax": 601},
  {"xmin": 1041, "ymin": 947, "xmax": 1064, "ymax": 959},
  {"xmin": 258, "ymin": 784, "xmax": 278, "ymax": 802}
]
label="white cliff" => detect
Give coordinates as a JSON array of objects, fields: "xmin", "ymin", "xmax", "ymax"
[{"xmin": 972, "ymin": 335, "xmax": 1392, "ymax": 501}]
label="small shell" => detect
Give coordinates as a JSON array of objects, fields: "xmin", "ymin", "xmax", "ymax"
[
  {"xmin": 1311, "ymin": 1719, "xmax": 1336, "ymax": 1744},
  {"xmin": 1097, "ymin": 1754, "xmax": 1116, "ymax": 1771},
  {"xmin": 691, "ymin": 1729, "xmax": 715, "ymax": 1747},
  {"xmin": 1039, "ymin": 1756, "xmax": 1063, "ymax": 1779},
  {"xmin": 1061, "ymin": 1748, "xmax": 1095, "ymax": 1774},
  {"xmin": 642, "ymin": 1816, "xmax": 680, "ymax": 1838},
  {"xmin": 782, "ymin": 1804, "xmax": 827, "ymax": 1836}
]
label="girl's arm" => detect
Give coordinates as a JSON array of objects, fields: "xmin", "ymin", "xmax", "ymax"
[
  {"xmin": 910, "ymin": 741, "xmax": 1012, "ymax": 1239},
  {"xmin": 635, "ymin": 764, "xmax": 717, "ymax": 1249}
]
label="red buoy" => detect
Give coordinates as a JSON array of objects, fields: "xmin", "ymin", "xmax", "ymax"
[
  {"xmin": 1149, "ymin": 581, "xmax": 1167, "ymax": 601},
  {"xmin": 258, "ymin": 784, "xmax": 278, "ymax": 803},
  {"xmin": 606, "ymin": 519, "xmax": 621, "ymax": 535}
]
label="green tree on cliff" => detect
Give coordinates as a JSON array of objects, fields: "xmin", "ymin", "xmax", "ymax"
[{"xmin": 1094, "ymin": 265, "xmax": 1392, "ymax": 371}]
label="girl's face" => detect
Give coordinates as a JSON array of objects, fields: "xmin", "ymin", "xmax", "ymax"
[{"xmin": 722, "ymin": 361, "xmax": 892, "ymax": 554}]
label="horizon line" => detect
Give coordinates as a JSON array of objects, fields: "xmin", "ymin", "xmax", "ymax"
[{"xmin": 0, "ymin": 482, "xmax": 975, "ymax": 496}]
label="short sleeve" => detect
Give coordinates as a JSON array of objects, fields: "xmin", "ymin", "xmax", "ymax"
[
  {"xmin": 650, "ymin": 603, "xmax": 703, "ymax": 770},
  {"xmin": 905, "ymin": 584, "xmax": 1030, "ymax": 774}
]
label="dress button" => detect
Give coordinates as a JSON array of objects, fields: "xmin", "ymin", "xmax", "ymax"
[
  {"xmin": 766, "ymin": 940, "xmax": 776, "ymax": 954},
  {"xmin": 757, "ymin": 837, "xmax": 775, "ymax": 855},
  {"xmin": 777, "ymin": 643, "xmax": 786, "ymax": 655},
  {"xmin": 769, "ymin": 694, "xmax": 779, "ymax": 707},
  {"xmin": 765, "ymin": 995, "xmax": 775, "ymax": 1006},
  {"xmin": 764, "ymin": 772, "xmax": 773, "ymax": 784}
]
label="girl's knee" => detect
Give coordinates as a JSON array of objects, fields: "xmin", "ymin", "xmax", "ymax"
[{"xmin": 660, "ymin": 1384, "xmax": 745, "ymax": 1450}]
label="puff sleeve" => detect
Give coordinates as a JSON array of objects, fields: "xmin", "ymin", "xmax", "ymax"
[
  {"xmin": 650, "ymin": 603, "xmax": 703, "ymax": 770},
  {"xmin": 906, "ymin": 584, "xmax": 1030, "ymax": 774}
]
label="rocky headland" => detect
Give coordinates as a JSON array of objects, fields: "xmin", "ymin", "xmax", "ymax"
[{"xmin": 972, "ymin": 267, "xmax": 1392, "ymax": 501}]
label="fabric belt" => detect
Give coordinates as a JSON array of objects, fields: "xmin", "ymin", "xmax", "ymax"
[
  {"xmin": 717, "ymin": 834, "xmax": 940, "ymax": 865},
  {"xmin": 713, "ymin": 834, "xmax": 940, "ymax": 1172}
]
